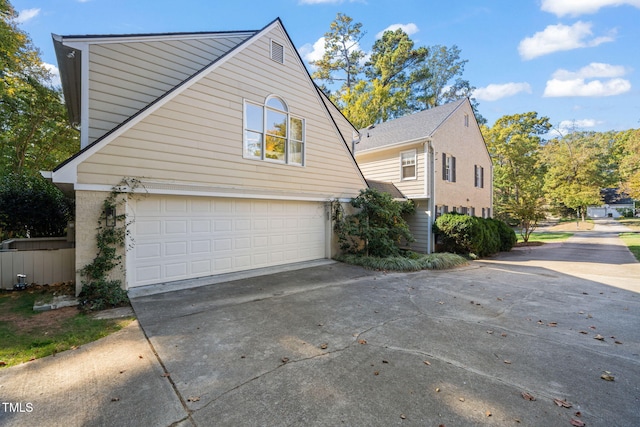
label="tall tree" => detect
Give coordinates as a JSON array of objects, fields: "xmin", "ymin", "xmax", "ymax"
[
  {"xmin": 543, "ymin": 131, "xmax": 617, "ymax": 221},
  {"xmin": 482, "ymin": 112, "xmax": 551, "ymax": 242},
  {"xmin": 614, "ymin": 128, "xmax": 640, "ymax": 200},
  {"xmin": 310, "ymin": 13, "xmax": 365, "ymax": 95},
  {"xmin": 341, "ymin": 28, "xmax": 428, "ymax": 127},
  {"xmin": 0, "ymin": 0, "xmax": 78, "ymax": 175}
]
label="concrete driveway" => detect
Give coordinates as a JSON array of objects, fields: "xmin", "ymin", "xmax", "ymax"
[{"xmin": 1, "ymin": 219, "xmax": 639, "ymax": 426}]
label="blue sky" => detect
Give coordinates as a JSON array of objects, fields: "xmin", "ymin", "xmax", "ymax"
[{"xmin": 11, "ymin": 0, "xmax": 640, "ymax": 134}]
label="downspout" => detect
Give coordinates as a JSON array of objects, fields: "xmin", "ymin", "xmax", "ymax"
[{"xmin": 426, "ymin": 140, "xmax": 435, "ymax": 254}]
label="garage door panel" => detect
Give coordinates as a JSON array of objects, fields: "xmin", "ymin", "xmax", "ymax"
[{"xmin": 129, "ymin": 197, "xmax": 326, "ymax": 287}]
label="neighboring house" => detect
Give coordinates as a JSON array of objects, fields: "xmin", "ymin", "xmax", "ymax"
[
  {"xmin": 45, "ymin": 18, "xmax": 368, "ymax": 294},
  {"xmin": 353, "ymin": 98, "xmax": 493, "ymax": 253},
  {"xmin": 587, "ymin": 188, "xmax": 636, "ymax": 218}
]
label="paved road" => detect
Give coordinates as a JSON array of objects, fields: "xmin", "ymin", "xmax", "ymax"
[{"xmin": 1, "ymin": 220, "xmax": 638, "ymax": 426}]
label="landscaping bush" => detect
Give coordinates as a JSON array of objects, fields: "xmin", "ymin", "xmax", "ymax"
[
  {"xmin": 78, "ymin": 279, "xmax": 129, "ymax": 312},
  {"xmin": 435, "ymin": 213, "xmax": 516, "ymax": 256},
  {"xmin": 336, "ymin": 252, "xmax": 468, "ymax": 271},
  {"xmin": 333, "ymin": 188, "xmax": 415, "ymax": 257}
]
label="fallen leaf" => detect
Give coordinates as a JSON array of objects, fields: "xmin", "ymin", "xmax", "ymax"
[
  {"xmin": 317, "ymin": 323, "xmax": 324, "ymax": 326},
  {"xmin": 423, "ymin": 360, "xmax": 431, "ymax": 366},
  {"xmin": 579, "ymin": 331, "xmax": 588, "ymax": 335},
  {"xmin": 504, "ymin": 360, "xmax": 512, "ymax": 364},
  {"xmin": 119, "ymin": 370, "xmax": 126, "ymax": 374},
  {"xmin": 138, "ymin": 355, "xmax": 143, "ymax": 359},
  {"xmin": 162, "ymin": 373, "xmax": 171, "ymax": 377},
  {"xmin": 438, "ymin": 301, "xmax": 444, "ymax": 305},
  {"xmin": 187, "ymin": 396, "xmax": 200, "ymax": 402},
  {"xmin": 553, "ymin": 398, "xmax": 572, "ymax": 408},
  {"xmin": 0, "ymin": 361, "xmax": 6, "ymax": 366},
  {"xmin": 589, "ymin": 326, "xmax": 596, "ymax": 330},
  {"xmin": 435, "ymin": 387, "xmax": 441, "ymax": 392},
  {"xmin": 459, "ymin": 397, "xmax": 465, "ymax": 402},
  {"xmin": 594, "ymin": 334, "xmax": 605, "ymax": 341},
  {"xmin": 574, "ymin": 411, "xmax": 582, "ymax": 417},
  {"xmin": 548, "ymin": 322, "xmax": 558, "ymax": 327},
  {"xmin": 281, "ymin": 357, "xmax": 290, "ymax": 364},
  {"xmin": 601, "ymin": 372, "xmax": 615, "ymax": 381},
  {"xmin": 400, "ymin": 414, "xmax": 406, "ymax": 419},
  {"xmin": 497, "ymin": 297, "xmax": 503, "ymax": 301},
  {"xmin": 614, "ymin": 340, "xmax": 623, "ymax": 345},
  {"xmin": 570, "ymin": 419, "xmax": 585, "ymax": 427},
  {"xmin": 521, "ymin": 392, "xmax": 536, "ymax": 401},
  {"xmin": 374, "ymin": 371, "xmax": 380, "ymax": 376},
  {"xmin": 487, "ymin": 330, "xmax": 494, "ymax": 334},
  {"xmin": 111, "ymin": 397, "xmax": 120, "ymax": 402},
  {"xmin": 501, "ymin": 333, "xmax": 508, "ymax": 337},
  {"xmin": 485, "ymin": 410, "xmax": 492, "ymax": 417},
  {"xmin": 578, "ymin": 311, "xmax": 585, "ymax": 314},
  {"xmin": 358, "ymin": 339, "xmax": 367, "ymax": 345},
  {"xmin": 320, "ymin": 343, "xmax": 328, "ymax": 350}
]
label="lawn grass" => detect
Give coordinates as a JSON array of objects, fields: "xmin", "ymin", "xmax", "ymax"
[
  {"xmin": 619, "ymin": 232, "xmax": 640, "ymax": 262},
  {"xmin": 517, "ymin": 232, "xmax": 574, "ymax": 244},
  {"xmin": 0, "ymin": 286, "xmax": 133, "ymax": 368},
  {"xmin": 618, "ymin": 218, "xmax": 640, "ymax": 231}
]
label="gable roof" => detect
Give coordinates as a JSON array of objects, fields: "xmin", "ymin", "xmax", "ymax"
[
  {"xmin": 50, "ymin": 18, "xmax": 367, "ymax": 190},
  {"xmin": 354, "ymin": 98, "xmax": 468, "ymax": 153}
]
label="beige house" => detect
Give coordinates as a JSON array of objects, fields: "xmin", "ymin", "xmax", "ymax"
[
  {"xmin": 354, "ymin": 98, "xmax": 493, "ymax": 253},
  {"xmin": 46, "ymin": 19, "xmax": 367, "ymax": 294}
]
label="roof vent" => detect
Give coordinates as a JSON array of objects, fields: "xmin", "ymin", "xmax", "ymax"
[{"xmin": 271, "ymin": 40, "xmax": 284, "ymax": 64}]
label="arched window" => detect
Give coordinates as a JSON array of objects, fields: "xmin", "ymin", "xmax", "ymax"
[{"xmin": 243, "ymin": 95, "xmax": 304, "ymax": 166}]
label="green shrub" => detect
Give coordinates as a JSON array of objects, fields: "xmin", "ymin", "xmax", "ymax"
[
  {"xmin": 333, "ymin": 188, "xmax": 415, "ymax": 257},
  {"xmin": 78, "ymin": 279, "xmax": 129, "ymax": 312},
  {"xmin": 335, "ymin": 252, "xmax": 468, "ymax": 271},
  {"xmin": 435, "ymin": 213, "xmax": 516, "ymax": 257}
]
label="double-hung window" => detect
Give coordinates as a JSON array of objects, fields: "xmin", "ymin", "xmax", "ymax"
[
  {"xmin": 244, "ymin": 96, "xmax": 305, "ymax": 166},
  {"xmin": 400, "ymin": 150, "xmax": 417, "ymax": 180},
  {"xmin": 474, "ymin": 165, "xmax": 484, "ymax": 188},
  {"xmin": 442, "ymin": 153, "xmax": 456, "ymax": 182}
]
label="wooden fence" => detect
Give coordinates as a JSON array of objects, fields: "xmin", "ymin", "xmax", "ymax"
[{"xmin": 0, "ymin": 249, "xmax": 75, "ymax": 290}]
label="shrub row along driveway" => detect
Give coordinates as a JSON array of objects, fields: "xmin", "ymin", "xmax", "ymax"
[{"xmin": 1, "ymin": 220, "xmax": 638, "ymax": 426}]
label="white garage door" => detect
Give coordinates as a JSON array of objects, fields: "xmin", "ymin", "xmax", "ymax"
[{"xmin": 128, "ymin": 196, "xmax": 327, "ymax": 288}]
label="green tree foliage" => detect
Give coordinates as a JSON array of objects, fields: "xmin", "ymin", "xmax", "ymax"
[
  {"xmin": 0, "ymin": 1, "xmax": 78, "ymax": 175},
  {"xmin": 543, "ymin": 131, "xmax": 617, "ymax": 221},
  {"xmin": 332, "ymin": 188, "xmax": 415, "ymax": 257},
  {"xmin": 482, "ymin": 112, "xmax": 551, "ymax": 242},
  {"xmin": 435, "ymin": 213, "xmax": 516, "ymax": 257},
  {"xmin": 0, "ymin": 172, "xmax": 73, "ymax": 240},
  {"xmin": 614, "ymin": 128, "xmax": 640, "ymax": 200},
  {"xmin": 310, "ymin": 12, "xmax": 365, "ymax": 94},
  {"xmin": 312, "ymin": 14, "xmax": 480, "ymax": 127}
]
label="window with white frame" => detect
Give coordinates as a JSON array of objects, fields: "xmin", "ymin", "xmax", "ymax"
[
  {"xmin": 400, "ymin": 150, "xmax": 417, "ymax": 180},
  {"xmin": 244, "ymin": 96, "xmax": 304, "ymax": 166},
  {"xmin": 442, "ymin": 153, "xmax": 456, "ymax": 182}
]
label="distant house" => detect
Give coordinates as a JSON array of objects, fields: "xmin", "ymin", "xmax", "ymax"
[
  {"xmin": 587, "ymin": 188, "xmax": 636, "ymax": 218},
  {"xmin": 353, "ymin": 98, "xmax": 493, "ymax": 253},
  {"xmin": 45, "ymin": 18, "xmax": 368, "ymax": 294}
]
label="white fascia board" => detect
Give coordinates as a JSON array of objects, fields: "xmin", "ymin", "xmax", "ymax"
[
  {"xmin": 60, "ymin": 32, "xmax": 255, "ymax": 45},
  {"xmin": 53, "ymin": 24, "xmax": 276, "ymax": 186}
]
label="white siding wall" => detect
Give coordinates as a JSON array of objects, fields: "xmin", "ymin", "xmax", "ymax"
[{"xmin": 87, "ymin": 35, "xmax": 251, "ymax": 144}]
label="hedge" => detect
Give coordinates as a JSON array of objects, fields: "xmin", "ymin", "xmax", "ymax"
[{"xmin": 435, "ymin": 213, "xmax": 516, "ymax": 257}]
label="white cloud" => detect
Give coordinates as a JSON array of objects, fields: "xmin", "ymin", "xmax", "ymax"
[
  {"xmin": 15, "ymin": 8, "xmax": 40, "ymax": 24},
  {"xmin": 552, "ymin": 62, "xmax": 628, "ymax": 80},
  {"xmin": 299, "ymin": 37, "xmax": 326, "ymax": 63},
  {"xmin": 375, "ymin": 23, "xmax": 419, "ymax": 39},
  {"xmin": 544, "ymin": 77, "xmax": 631, "ymax": 97},
  {"xmin": 558, "ymin": 119, "xmax": 599, "ymax": 134},
  {"xmin": 43, "ymin": 63, "xmax": 61, "ymax": 88},
  {"xmin": 518, "ymin": 21, "xmax": 614, "ymax": 60},
  {"xmin": 541, "ymin": 0, "xmax": 640, "ymax": 17},
  {"xmin": 544, "ymin": 62, "xmax": 632, "ymax": 97},
  {"xmin": 473, "ymin": 82, "xmax": 532, "ymax": 101}
]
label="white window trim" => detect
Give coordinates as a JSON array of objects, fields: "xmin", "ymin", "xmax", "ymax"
[
  {"xmin": 400, "ymin": 149, "xmax": 417, "ymax": 180},
  {"xmin": 243, "ymin": 97, "xmax": 305, "ymax": 167}
]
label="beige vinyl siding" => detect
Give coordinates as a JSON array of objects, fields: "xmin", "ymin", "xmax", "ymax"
[
  {"xmin": 432, "ymin": 103, "xmax": 492, "ymax": 213},
  {"xmin": 406, "ymin": 199, "xmax": 430, "ymax": 253},
  {"xmin": 356, "ymin": 145, "xmax": 426, "ymax": 197},
  {"xmin": 319, "ymin": 92, "xmax": 358, "ymax": 152},
  {"xmin": 87, "ymin": 35, "xmax": 251, "ymax": 144},
  {"xmin": 78, "ymin": 26, "xmax": 366, "ymax": 199}
]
